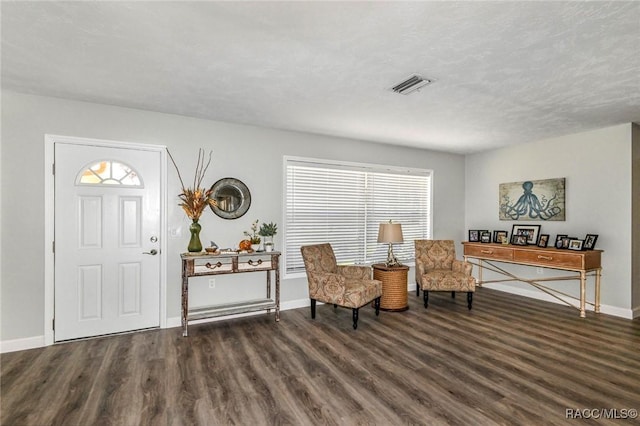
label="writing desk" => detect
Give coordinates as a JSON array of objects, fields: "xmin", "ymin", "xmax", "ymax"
[{"xmin": 463, "ymin": 242, "xmax": 602, "ymax": 318}]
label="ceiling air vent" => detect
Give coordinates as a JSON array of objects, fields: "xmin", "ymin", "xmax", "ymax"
[{"xmin": 390, "ymin": 74, "xmax": 433, "ymax": 95}]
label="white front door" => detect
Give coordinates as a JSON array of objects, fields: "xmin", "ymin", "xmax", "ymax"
[{"xmin": 54, "ymin": 143, "xmax": 161, "ymax": 341}]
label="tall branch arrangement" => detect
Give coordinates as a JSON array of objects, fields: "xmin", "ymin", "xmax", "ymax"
[{"xmin": 167, "ymin": 148, "xmax": 217, "ymax": 220}]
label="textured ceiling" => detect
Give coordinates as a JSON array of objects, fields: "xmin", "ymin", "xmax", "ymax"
[{"xmin": 2, "ymin": 1, "xmax": 639, "ymax": 154}]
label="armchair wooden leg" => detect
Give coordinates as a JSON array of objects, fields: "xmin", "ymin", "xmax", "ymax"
[
  {"xmin": 451, "ymin": 291, "xmax": 455, "ymax": 299},
  {"xmin": 352, "ymin": 308, "xmax": 359, "ymax": 329},
  {"xmin": 310, "ymin": 299, "xmax": 316, "ymax": 319},
  {"xmin": 423, "ymin": 291, "xmax": 429, "ymax": 309},
  {"xmin": 374, "ymin": 297, "xmax": 381, "ymax": 316},
  {"xmin": 467, "ymin": 292, "xmax": 473, "ymax": 310},
  {"xmin": 416, "ymin": 284, "xmax": 420, "ymax": 297},
  {"xmin": 333, "ymin": 304, "xmax": 337, "ymax": 308}
]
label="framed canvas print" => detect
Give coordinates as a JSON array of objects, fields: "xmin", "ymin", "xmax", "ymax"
[
  {"xmin": 493, "ymin": 230, "xmax": 508, "ymax": 244},
  {"xmin": 511, "ymin": 224, "xmax": 541, "ymax": 245},
  {"xmin": 583, "ymin": 234, "xmax": 598, "ymax": 250},
  {"xmin": 568, "ymin": 239, "xmax": 584, "ymax": 251},
  {"xmin": 537, "ymin": 234, "xmax": 549, "ymax": 248},
  {"xmin": 499, "ymin": 178, "xmax": 566, "ymax": 221},
  {"xmin": 468, "ymin": 230, "xmax": 480, "ymax": 242}
]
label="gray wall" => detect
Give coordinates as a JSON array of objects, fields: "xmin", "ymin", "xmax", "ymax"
[
  {"xmin": 0, "ymin": 91, "xmax": 466, "ymax": 342},
  {"xmin": 3, "ymin": 90, "xmax": 635, "ymax": 347},
  {"xmin": 465, "ymin": 124, "xmax": 634, "ymax": 315}
]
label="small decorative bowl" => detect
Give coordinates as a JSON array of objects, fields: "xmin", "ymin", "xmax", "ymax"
[{"xmin": 204, "ymin": 247, "xmax": 220, "ymax": 255}]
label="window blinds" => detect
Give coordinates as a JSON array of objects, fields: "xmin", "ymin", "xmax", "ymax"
[{"xmin": 284, "ymin": 158, "xmax": 431, "ymax": 275}]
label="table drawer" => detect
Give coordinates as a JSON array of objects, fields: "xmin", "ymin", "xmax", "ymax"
[
  {"xmin": 514, "ymin": 250, "xmax": 583, "ymax": 269},
  {"xmin": 238, "ymin": 257, "xmax": 272, "ymax": 271},
  {"xmin": 464, "ymin": 245, "xmax": 514, "ymax": 261},
  {"xmin": 194, "ymin": 258, "xmax": 233, "ymax": 274}
]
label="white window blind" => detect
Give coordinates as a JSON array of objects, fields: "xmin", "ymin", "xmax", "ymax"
[{"xmin": 284, "ymin": 157, "xmax": 432, "ymax": 275}]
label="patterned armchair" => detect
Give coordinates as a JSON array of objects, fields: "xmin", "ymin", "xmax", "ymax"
[
  {"xmin": 300, "ymin": 243, "xmax": 382, "ymax": 329},
  {"xmin": 415, "ymin": 240, "xmax": 476, "ymax": 310}
]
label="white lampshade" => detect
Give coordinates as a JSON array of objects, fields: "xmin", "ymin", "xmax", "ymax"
[{"xmin": 377, "ymin": 223, "xmax": 404, "ymax": 244}]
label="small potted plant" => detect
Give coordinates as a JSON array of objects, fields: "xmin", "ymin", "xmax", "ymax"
[
  {"xmin": 244, "ymin": 220, "xmax": 261, "ymax": 251},
  {"xmin": 259, "ymin": 222, "xmax": 278, "ymax": 252}
]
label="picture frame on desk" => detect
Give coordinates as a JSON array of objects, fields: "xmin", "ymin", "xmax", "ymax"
[
  {"xmin": 511, "ymin": 224, "xmax": 541, "ymax": 245},
  {"xmin": 568, "ymin": 239, "xmax": 584, "ymax": 251},
  {"xmin": 512, "ymin": 234, "xmax": 528, "ymax": 246},
  {"xmin": 584, "ymin": 234, "xmax": 599, "ymax": 250},
  {"xmin": 537, "ymin": 234, "xmax": 549, "ymax": 248},
  {"xmin": 558, "ymin": 236, "xmax": 576, "ymax": 249},
  {"xmin": 555, "ymin": 234, "xmax": 568, "ymax": 249},
  {"xmin": 468, "ymin": 230, "xmax": 480, "ymax": 242},
  {"xmin": 493, "ymin": 230, "xmax": 508, "ymax": 244},
  {"xmin": 480, "ymin": 231, "xmax": 491, "ymax": 243}
]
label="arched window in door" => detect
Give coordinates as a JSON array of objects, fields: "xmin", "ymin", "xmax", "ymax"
[{"xmin": 76, "ymin": 159, "xmax": 143, "ymax": 187}]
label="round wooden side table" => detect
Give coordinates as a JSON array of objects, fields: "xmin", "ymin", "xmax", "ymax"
[{"xmin": 372, "ymin": 263, "xmax": 409, "ymax": 311}]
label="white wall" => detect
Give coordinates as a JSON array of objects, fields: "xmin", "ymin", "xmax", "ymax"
[
  {"xmin": 0, "ymin": 91, "xmax": 466, "ymax": 344},
  {"xmin": 632, "ymin": 123, "xmax": 640, "ymax": 314},
  {"xmin": 465, "ymin": 124, "xmax": 634, "ymax": 316}
]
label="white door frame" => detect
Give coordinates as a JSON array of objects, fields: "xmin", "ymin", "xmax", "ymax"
[{"xmin": 44, "ymin": 134, "xmax": 168, "ymax": 345}]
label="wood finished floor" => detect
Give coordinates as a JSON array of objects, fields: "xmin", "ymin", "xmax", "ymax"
[{"xmin": 2, "ymin": 288, "xmax": 639, "ymax": 426}]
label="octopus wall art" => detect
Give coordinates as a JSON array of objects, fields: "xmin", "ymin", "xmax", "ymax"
[{"xmin": 499, "ymin": 178, "xmax": 565, "ymax": 221}]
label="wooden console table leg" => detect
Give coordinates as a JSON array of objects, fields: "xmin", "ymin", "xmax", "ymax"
[
  {"xmin": 595, "ymin": 268, "xmax": 602, "ymax": 313},
  {"xmin": 478, "ymin": 259, "xmax": 483, "ymax": 287},
  {"xmin": 579, "ymin": 270, "xmax": 586, "ymax": 318},
  {"xmin": 275, "ymin": 258, "xmax": 280, "ymax": 322},
  {"xmin": 182, "ymin": 268, "xmax": 189, "ymax": 337},
  {"xmin": 266, "ymin": 270, "xmax": 272, "ymax": 314}
]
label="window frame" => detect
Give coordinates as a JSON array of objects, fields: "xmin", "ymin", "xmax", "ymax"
[
  {"xmin": 283, "ymin": 155, "xmax": 433, "ymax": 279},
  {"xmin": 75, "ymin": 159, "xmax": 144, "ymax": 187}
]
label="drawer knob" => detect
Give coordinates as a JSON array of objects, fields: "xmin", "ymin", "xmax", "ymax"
[
  {"xmin": 538, "ymin": 255, "xmax": 553, "ymax": 261},
  {"xmin": 481, "ymin": 250, "xmax": 493, "ymax": 254}
]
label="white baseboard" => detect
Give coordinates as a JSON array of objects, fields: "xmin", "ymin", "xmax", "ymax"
[
  {"xmin": 6, "ymin": 288, "xmax": 631, "ymax": 352},
  {"xmin": 483, "ymin": 283, "xmax": 634, "ymax": 319},
  {"xmin": 1, "ymin": 300, "xmax": 312, "ymax": 353},
  {"xmin": 1, "ymin": 335, "xmax": 45, "ymax": 353},
  {"xmin": 166, "ymin": 298, "xmax": 311, "ymax": 329}
]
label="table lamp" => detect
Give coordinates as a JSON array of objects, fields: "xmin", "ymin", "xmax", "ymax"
[{"xmin": 378, "ymin": 221, "xmax": 404, "ymax": 267}]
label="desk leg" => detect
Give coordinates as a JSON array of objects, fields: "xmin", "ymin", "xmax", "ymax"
[
  {"xmin": 464, "ymin": 255, "xmax": 469, "ymax": 285},
  {"xmin": 275, "ymin": 264, "xmax": 280, "ymax": 322},
  {"xmin": 181, "ymin": 273, "xmax": 189, "ymax": 337},
  {"xmin": 266, "ymin": 270, "xmax": 272, "ymax": 314},
  {"xmin": 595, "ymin": 268, "xmax": 602, "ymax": 314},
  {"xmin": 478, "ymin": 259, "xmax": 483, "ymax": 287},
  {"xmin": 580, "ymin": 271, "xmax": 586, "ymax": 318}
]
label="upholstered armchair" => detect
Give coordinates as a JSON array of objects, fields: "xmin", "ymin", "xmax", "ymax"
[
  {"xmin": 300, "ymin": 243, "xmax": 382, "ymax": 329},
  {"xmin": 415, "ymin": 240, "xmax": 476, "ymax": 310}
]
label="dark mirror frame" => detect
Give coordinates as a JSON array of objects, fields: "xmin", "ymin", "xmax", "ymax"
[{"xmin": 209, "ymin": 177, "xmax": 251, "ymax": 220}]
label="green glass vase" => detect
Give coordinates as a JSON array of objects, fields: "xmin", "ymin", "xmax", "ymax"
[{"xmin": 188, "ymin": 219, "xmax": 202, "ymax": 253}]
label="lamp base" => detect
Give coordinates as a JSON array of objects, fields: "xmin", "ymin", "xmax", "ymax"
[{"xmin": 386, "ymin": 244, "xmax": 401, "ymax": 267}]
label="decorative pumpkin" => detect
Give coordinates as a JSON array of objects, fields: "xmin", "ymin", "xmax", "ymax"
[{"xmin": 239, "ymin": 239, "xmax": 252, "ymax": 251}]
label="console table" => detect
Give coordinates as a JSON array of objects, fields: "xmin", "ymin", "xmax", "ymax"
[
  {"xmin": 181, "ymin": 251, "xmax": 280, "ymax": 336},
  {"xmin": 462, "ymin": 242, "xmax": 602, "ymax": 318}
]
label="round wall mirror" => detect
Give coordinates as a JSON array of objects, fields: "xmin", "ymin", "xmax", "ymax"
[{"xmin": 209, "ymin": 177, "xmax": 251, "ymax": 219}]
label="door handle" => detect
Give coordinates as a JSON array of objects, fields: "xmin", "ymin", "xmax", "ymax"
[{"xmin": 143, "ymin": 249, "xmax": 158, "ymax": 255}]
